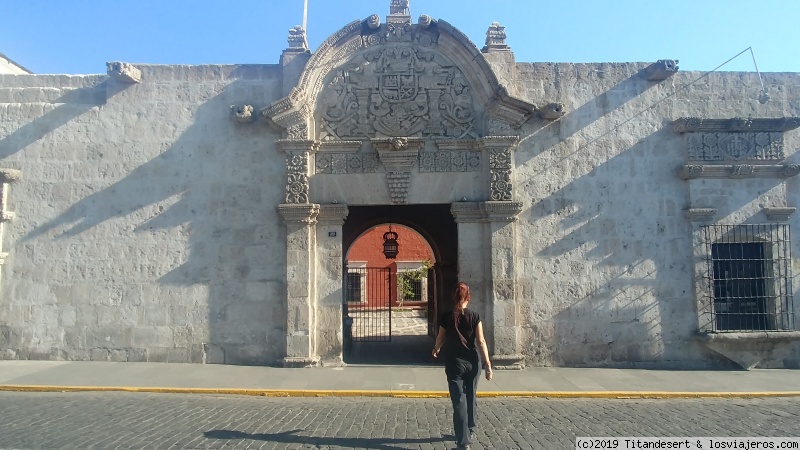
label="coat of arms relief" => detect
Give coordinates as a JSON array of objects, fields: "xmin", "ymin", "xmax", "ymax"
[{"xmin": 318, "ymin": 44, "xmax": 479, "ymax": 141}]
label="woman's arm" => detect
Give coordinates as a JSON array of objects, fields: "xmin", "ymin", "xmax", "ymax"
[
  {"xmin": 431, "ymin": 326, "xmax": 446, "ymax": 358},
  {"xmin": 476, "ymin": 321, "xmax": 493, "ymax": 380}
]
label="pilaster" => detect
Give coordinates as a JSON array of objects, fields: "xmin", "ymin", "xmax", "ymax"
[
  {"xmin": 315, "ymin": 204, "xmax": 350, "ymax": 366},
  {"xmin": 279, "ymin": 203, "xmax": 320, "ymax": 367},
  {"xmin": 451, "ymin": 201, "xmax": 524, "ymax": 369}
]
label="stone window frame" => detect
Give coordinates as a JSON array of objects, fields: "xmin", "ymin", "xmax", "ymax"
[{"xmin": 698, "ymin": 224, "xmax": 795, "ymax": 333}]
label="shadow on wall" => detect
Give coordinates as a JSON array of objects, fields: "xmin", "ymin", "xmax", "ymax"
[
  {"xmin": 526, "ymin": 124, "xmax": 755, "ymax": 369},
  {"xmin": 19, "ymin": 68, "xmax": 288, "ymax": 365}
]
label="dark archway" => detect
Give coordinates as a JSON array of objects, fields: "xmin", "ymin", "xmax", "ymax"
[{"xmin": 342, "ymin": 204, "xmax": 458, "ymax": 365}]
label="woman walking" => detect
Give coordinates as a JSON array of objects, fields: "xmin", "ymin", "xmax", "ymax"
[{"xmin": 432, "ymin": 282, "xmax": 493, "ymax": 450}]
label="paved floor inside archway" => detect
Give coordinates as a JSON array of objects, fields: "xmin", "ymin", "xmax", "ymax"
[{"xmin": 345, "ymin": 309, "xmax": 440, "ymax": 366}]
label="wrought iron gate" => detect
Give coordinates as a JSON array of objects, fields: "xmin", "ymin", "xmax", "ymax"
[
  {"xmin": 344, "ymin": 267, "xmax": 392, "ymax": 342},
  {"xmin": 427, "ymin": 267, "xmax": 437, "ymax": 338}
]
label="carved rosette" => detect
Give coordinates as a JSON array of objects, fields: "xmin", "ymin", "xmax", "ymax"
[
  {"xmin": 315, "ymin": 153, "xmax": 379, "ymax": 174},
  {"xmin": 286, "ymin": 152, "xmax": 310, "ymax": 204},
  {"xmin": 489, "ymin": 149, "xmax": 513, "ymax": 201}
]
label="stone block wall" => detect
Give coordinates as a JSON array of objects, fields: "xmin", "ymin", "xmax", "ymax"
[
  {"xmin": 512, "ymin": 62, "xmax": 800, "ymax": 368},
  {"xmin": 0, "ymin": 65, "xmax": 289, "ymax": 364}
]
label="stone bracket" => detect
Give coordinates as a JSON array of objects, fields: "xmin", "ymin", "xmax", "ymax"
[
  {"xmin": 106, "ymin": 62, "xmax": 142, "ymax": 84},
  {"xmin": 763, "ymin": 207, "xmax": 796, "ymax": 222},
  {"xmin": 642, "ymin": 59, "xmax": 679, "ymax": 81},
  {"xmin": 684, "ymin": 208, "xmax": 717, "ymax": 222}
]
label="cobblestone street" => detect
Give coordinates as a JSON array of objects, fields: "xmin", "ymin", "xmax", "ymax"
[{"xmin": 0, "ymin": 392, "xmax": 797, "ymax": 449}]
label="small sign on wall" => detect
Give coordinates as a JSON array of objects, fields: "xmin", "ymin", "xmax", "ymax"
[{"xmin": 328, "ymin": 231, "xmax": 337, "ymax": 237}]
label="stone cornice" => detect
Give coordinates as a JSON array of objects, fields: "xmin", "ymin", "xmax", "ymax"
[
  {"xmin": 318, "ymin": 141, "xmax": 362, "ymax": 153},
  {"xmin": 434, "ymin": 139, "xmax": 481, "ymax": 151},
  {"xmin": 278, "ymin": 203, "xmax": 320, "ymax": 224},
  {"xmin": 684, "ymin": 208, "xmax": 717, "ymax": 222},
  {"xmin": 480, "ymin": 135, "xmax": 520, "ymax": 150},
  {"xmin": 673, "ymin": 117, "xmax": 800, "ymax": 134},
  {"xmin": 277, "ymin": 140, "xmax": 319, "ymax": 154},
  {"xmin": 763, "ymin": 207, "xmax": 796, "ymax": 222},
  {"xmin": 451, "ymin": 201, "xmax": 523, "ymax": 223},
  {"xmin": 677, "ymin": 164, "xmax": 800, "ymax": 180},
  {"xmin": 317, "ymin": 204, "xmax": 349, "ymax": 224}
]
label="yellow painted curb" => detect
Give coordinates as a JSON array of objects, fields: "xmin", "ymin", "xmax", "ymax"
[{"xmin": 1, "ymin": 385, "xmax": 800, "ymax": 398}]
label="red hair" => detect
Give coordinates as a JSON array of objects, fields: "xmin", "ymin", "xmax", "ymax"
[{"xmin": 451, "ymin": 282, "xmax": 470, "ymax": 348}]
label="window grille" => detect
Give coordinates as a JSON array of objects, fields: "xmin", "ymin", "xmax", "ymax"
[
  {"xmin": 701, "ymin": 224, "xmax": 794, "ymax": 332},
  {"xmin": 346, "ymin": 272, "xmax": 364, "ymax": 303}
]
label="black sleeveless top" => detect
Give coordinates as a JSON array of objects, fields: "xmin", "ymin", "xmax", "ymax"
[{"xmin": 439, "ymin": 308, "xmax": 481, "ymax": 361}]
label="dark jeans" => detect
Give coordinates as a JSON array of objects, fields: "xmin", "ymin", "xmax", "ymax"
[{"xmin": 445, "ymin": 357, "xmax": 480, "ymax": 447}]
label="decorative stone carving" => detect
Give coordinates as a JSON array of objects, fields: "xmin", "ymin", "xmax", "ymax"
[
  {"xmin": 419, "ymin": 151, "xmax": 481, "ymax": 172},
  {"xmin": 230, "ymin": 105, "xmax": 255, "ymax": 123},
  {"xmin": 488, "ymin": 118, "xmax": 515, "ymax": 135},
  {"xmin": 278, "ymin": 203, "xmax": 320, "ymax": 224},
  {"xmin": 489, "ymin": 149, "xmax": 513, "ymax": 201},
  {"xmin": 315, "ymin": 153, "xmax": 379, "ymax": 174},
  {"xmin": 684, "ymin": 208, "xmax": 717, "ymax": 222},
  {"xmin": 106, "ymin": 62, "xmax": 141, "ymax": 84},
  {"xmin": 285, "ymin": 152, "xmax": 311, "ymax": 204},
  {"xmin": 673, "ymin": 117, "xmax": 800, "ymax": 134},
  {"xmin": 763, "ymin": 207, "xmax": 796, "ymax": 221},
  {"xmin": 0, "ymin": 169, "xmax": 22, "ymax": 183},
  {"xmin": 374, "ymin": 138, "xmax": 422, "ymax": 204},
  {"xmin": 678, "ymin": 164, "xmax": 800, "ymax": 179},
  {"xmin": 366, "ymin": 14, "xmax": 381, "ymax": 30},
  {"xmin": 643, "ymin": 59, "xmax": 679, "ymax": 81},
  {"xmin": 538, "ymin": 102, "xmax": 566, "ymax": 120},
  {"xmin": 418, "ymin": 14, "xmax": 433, "ymax": 28},
  {"xmin": 482, "ymin": 22, "xmax": 510, "ymax": 53},
  {"xmin": 318, "ymin": 45, "xmax": 479, "ymax": 140},
  {"xmin": 687, "ymin": 132, "xmax": 784, "ymax": 161},
  {"xmin": 286, "ymin": 123, "xmax": 309, "ymax": 140},
  {"xmin": 287, "ymin": 25, "xmax": 309, "ymax": 51}
]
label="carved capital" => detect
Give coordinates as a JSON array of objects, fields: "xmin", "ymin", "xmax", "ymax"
[
  {"xmin": 106, "ymin": 62, "xmax": 141, "ymax": 84},
  {"xmin": 643, "ymin": 59, "xmax": 679, "ymax": 81},
  {"xmin": 317, "ymin": 204, "xmax": 350, "ymax": 225},
  {"xmin": 684, "ymin": 208, "xmax": 717, "ymax": 222},
  {"xmin": 279, "ymin": 203, "xmax": 320, "ymax": 225},
  {"xmin": 484, "ymin": 201, "xmax": 523, "ymax": 222},
  {"xmin": 0, "ymin": 169, "xmax": 21, "ymax": 183},
  {"xmin": 763, "ymin": 207, "xmax": 796, "ymax": 222},
  {"xmin": 277, "ymin": 140, "xmax": 319, "ymax": 154},
  {"xmin": 451, "ymin": 202, "xmax": 485, "ymax": 223}
]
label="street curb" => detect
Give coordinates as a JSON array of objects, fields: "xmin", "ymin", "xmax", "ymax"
[{"xmin": 2, "ymin": 385, "xmax": 800, "ymax": 398}]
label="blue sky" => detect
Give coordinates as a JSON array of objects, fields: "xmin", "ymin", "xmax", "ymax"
[{"xmin": 3, "ymin": 0, "xmax": 799, "ymax": 75}]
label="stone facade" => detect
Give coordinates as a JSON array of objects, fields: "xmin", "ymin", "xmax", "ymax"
[{"xmin": 1, "ymin": 2, "xmax": 799, "ymax": 369}]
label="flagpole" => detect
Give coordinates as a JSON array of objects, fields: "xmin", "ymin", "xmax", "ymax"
[{"xmin": 303, "ymin": 0, "xmax": 308, "ymax": 32}]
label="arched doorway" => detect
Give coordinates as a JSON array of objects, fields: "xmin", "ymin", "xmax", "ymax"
[{"xmin": 342, "ymin": 204, "xmax": 457, "ymax": 365}]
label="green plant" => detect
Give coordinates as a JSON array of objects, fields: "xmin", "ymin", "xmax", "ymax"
[{"xmin": 398, "ymin": 260, "xmax": 431, "ymax": 303}]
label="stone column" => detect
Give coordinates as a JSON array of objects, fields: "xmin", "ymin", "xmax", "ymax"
[
  {"xmin": 279, "ymin": 203, "xmax": 320, "ymax": 367},
  {"xmin": 451, "ymin": 201, "xmax": 524, "ymax": 369},
  {"xmin": 277, "ymin": 139, "xmax": 320, "ymax": 367},
  {"xmin": 315, "ymin": 204, "xmax": 349, "ymax": 366},
  {"xmin": 485, "ymin": 201, "xmax": 524, "ymax": 369}
]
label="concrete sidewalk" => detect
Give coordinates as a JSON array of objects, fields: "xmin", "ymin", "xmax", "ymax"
[{"xmin": 2, "ymin": 361, "xmax": 800, "ymax": 398}]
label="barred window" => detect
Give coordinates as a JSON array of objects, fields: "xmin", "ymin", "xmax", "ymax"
[{"xmin": 702, "ymin": 224, "xmax": 794, "ymax": 332}]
